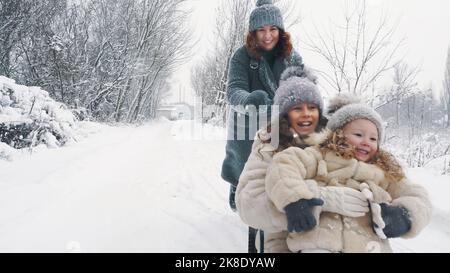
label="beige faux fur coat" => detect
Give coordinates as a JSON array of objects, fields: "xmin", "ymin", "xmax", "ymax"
[
  {"xmin": 236, "ymin": 128, "xmax": 324, "ymax": 231},
  {"xmin": 236, "ymin": 129, "xmax": 432, "ymax": 253}
]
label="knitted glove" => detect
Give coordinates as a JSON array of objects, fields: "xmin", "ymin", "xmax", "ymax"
[
  {"xmin": 378, "ymin": 203, "xmax": 412, "ymax": 238},
  {"xmin": 370, "ymin": 202, "xmax": 387, "ymax": 239},
  {"xmin": 244, "ymin": 90, "xmax": 271, "ymax": 108},
  {"xmin": 284, "ymin": 198, "xmax": 324, "ymax": 232},
  {"xmin": 319, "ymin": 186, "xmax": 369, "ymax": 218},
  {"xmin": 359, "ymin": 183, "xmax": 386, "ymax": 239}
]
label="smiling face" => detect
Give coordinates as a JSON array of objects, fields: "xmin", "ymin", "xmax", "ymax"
[
  {"xmin": 287, "ymin": 103, "xmax": 320, "ymax": 137},
  {"xmin": 342, "ymin": 119, "xmax": 379, "ymax": 162},
  {"xmin": 255, "ymin": 25, "xmax": 280, "ymax": 51}
]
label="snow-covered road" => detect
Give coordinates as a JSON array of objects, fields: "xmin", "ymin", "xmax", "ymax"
[
  {"xmin": 0, "ymin": 120, "xmax": 449, "ymax": 252},
  {"xmin": 0, "ymin": 120, "xmax": 246, "ymax": 252}
]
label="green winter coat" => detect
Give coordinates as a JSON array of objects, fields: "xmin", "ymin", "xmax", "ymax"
[{"xmin": 221, "ymin": 45, "xmax": 303, "ymax": 186}]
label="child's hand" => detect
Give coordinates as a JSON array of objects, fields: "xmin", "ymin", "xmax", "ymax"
[
  {"xmin": 378, "ymin": 203, "xmax": 412, "ymax": 238},
  {"xmin": 284, "ymin": 198, "xmax": 324, "ymax": 233},
  {"xmin": 359, "ymin": 182, "xmax": 374, "ymax": 201}
]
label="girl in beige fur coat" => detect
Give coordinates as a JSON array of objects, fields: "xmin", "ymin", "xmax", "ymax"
[
  {"xmin": 236, "ymin": 67, "xmax": 378, "ymax": 252},
  {"xmin": 265, "ymin": 95, "xmax": 432, "ymax": 253}
]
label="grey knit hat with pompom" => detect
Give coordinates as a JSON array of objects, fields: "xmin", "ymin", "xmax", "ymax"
[
  {"xmin": 327, "ymin": 94, "xmax": 384, "ymax": 141},
  {"xmin": 249, "ymin": 0, "xmax": 284, "ymax": 32},
  {"xmin": 273, "ymin": 65, "xmax": 324, "ymax": 117}
]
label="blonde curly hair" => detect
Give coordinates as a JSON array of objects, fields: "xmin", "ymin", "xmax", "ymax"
[{"xmin": 320, "ymin": 129, "xmax": 405, "ymax": 183}]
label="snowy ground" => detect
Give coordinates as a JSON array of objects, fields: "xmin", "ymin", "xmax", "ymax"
[{"xmin": 0, "ymin": 120, "xmax": 449, "ymax": 253}]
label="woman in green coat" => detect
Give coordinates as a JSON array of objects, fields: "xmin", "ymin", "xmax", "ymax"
[
  {"xmin": 220, "ymin": 0, "xmax": 303, "ymax": 252},
  {"xmin": 221, "ymin": 0, "xmax": 303, "ymax": 208}
]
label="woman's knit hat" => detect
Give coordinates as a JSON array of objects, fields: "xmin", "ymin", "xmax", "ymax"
[
  {"xmin": 326, "ymin": 94, "xmax": 384, "ymax": 141},
  {"xmin": 249, "ymin": 0, "xmax": 284, "ymax": 32},
  {"xmin": 273, "ymin": 65, "xmax": 324, "ymax": 118}
]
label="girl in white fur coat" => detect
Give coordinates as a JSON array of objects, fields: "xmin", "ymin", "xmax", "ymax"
[
  {"xmin": 237, "ymin": 67, "xmax": 372, "ymax": 252},
  {"xmin": 236, "ymin": 66, "xmax": 431, "ymax": 252},
  {"xmin": 266, "ymin": 94, "xmax": 431, "ymax": 252}
]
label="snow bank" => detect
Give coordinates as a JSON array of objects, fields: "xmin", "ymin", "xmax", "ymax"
[
  {"xmin": 0, "ymin": 76, "xmax": 78, "ymax": 159},
  {"xmin": 390, "ymin": 168, "xmax": 450, "ymax": 252}
]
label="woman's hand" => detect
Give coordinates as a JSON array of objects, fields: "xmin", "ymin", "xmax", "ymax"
[{"xmin": 244, "ymin": 90, "xmax": 271, "ymax": 108}]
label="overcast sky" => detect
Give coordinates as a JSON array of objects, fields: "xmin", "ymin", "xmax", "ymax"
[{"xmin": 169, "ymin": 0, "xmax": 450, "ymax": 103}]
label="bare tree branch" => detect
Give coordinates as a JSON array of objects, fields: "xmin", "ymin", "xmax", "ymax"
[{"xmin": 302, "ymin": 0, "xmax": 404, "ymax": 97}]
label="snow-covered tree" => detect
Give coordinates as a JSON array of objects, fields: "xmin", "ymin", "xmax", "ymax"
[
  {"xmin": 0, "ymin": 0, "xmax": 66, "ymax": 80},
  {"xmin": 443, "ymin": 45, "xmax": 450, "ymax": 127},
  {"xmin": 2, "ymin": 0, "xmax": 191, "ymax": 123},
  {"xmin": 376, "ymin": 62, "xmax": 420, "ymax": 126},
  {"xmin": 0, "ymin": 0, "xmax": 25, "ymax": 77}
]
